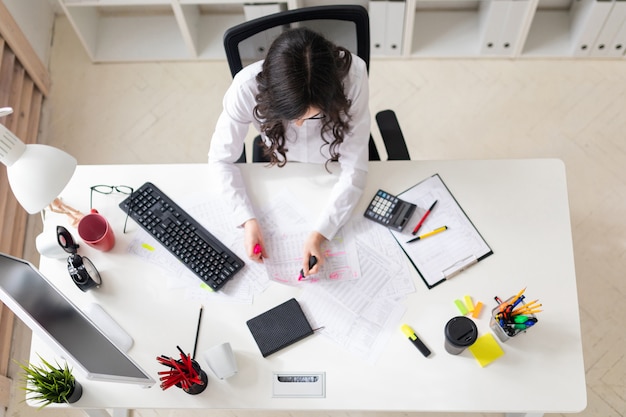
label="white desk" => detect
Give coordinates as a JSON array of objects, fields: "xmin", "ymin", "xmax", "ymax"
[{"xmin": 34, "ymin": 160, "xmax": 586, "ymax": 416}]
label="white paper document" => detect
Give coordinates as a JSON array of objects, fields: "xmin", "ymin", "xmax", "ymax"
[
  {"xmin": 262, "ymin": 228, "xmax": 361, "ymax": 285},
  {"xmin": 258, "ymin": 192, "xmax": 415, "ymax": 363},
  {"xmin": 127, "ymin": 187, "xmax": 416, "ymax": 362},
  {"xmin": 297, "ymin": 217, "xmax": 415, "ymax": 363}
]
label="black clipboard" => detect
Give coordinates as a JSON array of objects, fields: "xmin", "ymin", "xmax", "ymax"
[{"xmin": 389, "ymin": 174, "xmax": 493, "ymax": 289}]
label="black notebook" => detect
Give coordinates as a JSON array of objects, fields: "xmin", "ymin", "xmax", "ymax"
[{"xmin": 246, "ymin": 298, "xmax": 314, "ymax": 357}]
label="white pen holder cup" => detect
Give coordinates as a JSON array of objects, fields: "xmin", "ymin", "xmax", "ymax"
[{"xmin": 202, "ymin": 342, "xmax": 238, "ymax": 380}]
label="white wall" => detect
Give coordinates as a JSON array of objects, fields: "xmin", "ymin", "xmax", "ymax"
[{"xmin": 2, "ymin": 0, "xmax": 57, "ymax": 67}]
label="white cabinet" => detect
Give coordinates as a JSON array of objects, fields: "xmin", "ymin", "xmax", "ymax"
[{"xmin": 59, "ymin": 0, "xmax": 626, "ymax": 62}]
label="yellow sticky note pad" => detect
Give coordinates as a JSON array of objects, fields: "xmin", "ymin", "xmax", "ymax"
[{"xmin": 468, "ymin": 334, "xmax": 504, "ymax": 367}]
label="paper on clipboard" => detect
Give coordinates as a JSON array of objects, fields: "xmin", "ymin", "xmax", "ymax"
[{"xmin": 389, "ymin": 174, "xmax": 493, "ymax": 289}]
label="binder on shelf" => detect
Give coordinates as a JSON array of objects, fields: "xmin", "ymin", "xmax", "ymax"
[
  {"xmin": 389, "ymin": 174, "xmax": 493, "ymax": 289},
  {"xmin": 369, "ymin": 1, "xmax": 388, "ymax": 56},
  {"xmin": 570, "ymin": 0, "xmax": 614, "ymax": 56},
  {"xmin": 479, "ymin": 0, "xmax": 510, "ymax": 55},
  {"xmin": 369, "ymin": 1, "xmax": 406, "ymax": 56},
  {"xmin": 608, "ymin": 10, "xmax": 626, "ymax": 56},
  {"xmin": 594, "ymin": 0, "xmax": 626, "ymax": 56},
  {"xmin": 386, "ymin": 0, "xmax": 406, "ymax": 56},
  {"xmin": 500, "ymin": 0, "xmax": 535, "ymax": 56}
]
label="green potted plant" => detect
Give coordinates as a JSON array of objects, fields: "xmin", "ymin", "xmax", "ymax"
[{"xmin": 19, "ymin": 355, "xmax": 82, "ymax": 408}]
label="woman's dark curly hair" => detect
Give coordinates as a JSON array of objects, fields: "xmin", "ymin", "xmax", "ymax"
[{"xmin": 253, "ymin": 28, "xmax": 353, "ymax": 167}]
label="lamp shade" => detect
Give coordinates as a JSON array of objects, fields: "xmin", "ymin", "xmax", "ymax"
[{"xmin": 1, "ymin": 122, "xmax": 77, "ymax": 214}]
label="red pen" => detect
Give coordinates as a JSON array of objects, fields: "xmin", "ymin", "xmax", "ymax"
[{"xmin": 412, "ymin": 200, "xmax": 438, "ymax": 235}]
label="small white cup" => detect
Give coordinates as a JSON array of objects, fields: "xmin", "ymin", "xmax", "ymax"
[
  {"xmin": 35, "ymin": 229, "xmax": 67, "ymax": 259},
  {"xmin": 202, "ymin": 342, "xmax": 238, "ymax": 380}
]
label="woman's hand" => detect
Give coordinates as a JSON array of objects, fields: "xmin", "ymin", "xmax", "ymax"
[
  {"xmin": 243, "ymin": 219, "xmax": 266, "ymax": 263},
  {"xmin": 301, "ymin": 231, "xmax": 326, "ymax": 276}
]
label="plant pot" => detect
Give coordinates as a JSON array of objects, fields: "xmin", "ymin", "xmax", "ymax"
[{"xmin": 66, "ymin": 381, "xmax": 83, "ymax": 404}]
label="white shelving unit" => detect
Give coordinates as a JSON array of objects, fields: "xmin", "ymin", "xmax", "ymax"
[
  {"xmin": 58, "ymin": 0, "xmax": 290, "ymax": 62},
  {"xmin": 58, "ymin": 1, "xmax": 186, "ymax": 61},
  {"xmin": 524, "ymin": 0, "xmax": 625, "ymax": 57},
  {"xmin": 405, "ymin": 0, "xmax": 538, "ymax": 58},
  {"xmin": 176, "ymin": 3, "xmax": 250, "ymax": 60},
  {"xmin": 524, "ymin": 4, "xmax": 576, "ymax": 56},
  {"xmin": 58, "ymin": 0, "xmax": 626, "ymax": 62},
  {"xmin": 409, "ymin": 1, "xmax": 487, "ymax": 57}
]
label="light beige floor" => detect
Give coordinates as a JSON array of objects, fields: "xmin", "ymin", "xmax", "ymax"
[{"xmin": 6, "ymin": 15, "xmax": 626, "ymax": 417}]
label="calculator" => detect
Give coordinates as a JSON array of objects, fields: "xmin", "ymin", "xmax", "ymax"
[{"xmin": 364, "ymin": 190, "xmax": 417, "ymax": 231}]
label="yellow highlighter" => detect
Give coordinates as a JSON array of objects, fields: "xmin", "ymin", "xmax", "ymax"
[{"xmin": 401, "ymin": 324, "xmax": 431, "ymax": 357}]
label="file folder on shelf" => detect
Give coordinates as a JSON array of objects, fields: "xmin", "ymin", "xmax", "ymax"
[
  {"xmin": 608, "ymin": 13, "xmax": 626, "ymax": 56},
  {"xmin": 570, "ymin": 0, "xmax": 614, "ymax": 56},
  {"xmin": 369, "ymin": 0, "xmax": 406, "ymax": 56},
  {"xmin": 593, "ymin": 0, "xmax": 626, "ymax": 56},
  {"xmin": 386, "ymin": 0, "xmax": 406, "ymax": 56},
  {"xmin": 479, "ymin": 0, "xmax": 510, "ymax": 55},
  {"xmin": 389, "ymin": 174, "xmax": 493, "ymax": 289},
  {"xmin": 501, "ymin": 0, "xmax": 535, "ymax": 56},
  {"xmin": 480, "ymin": 0, "xmax": 534, "ymax": 56},
  {"xmin": 370, "ymin": 1, "xmax": 388, "ymax": 56}
]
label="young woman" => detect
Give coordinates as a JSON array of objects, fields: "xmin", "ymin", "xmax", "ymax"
[{"xmin": 208, "ymin": 27, "xmax": 370, "ymax": 277}]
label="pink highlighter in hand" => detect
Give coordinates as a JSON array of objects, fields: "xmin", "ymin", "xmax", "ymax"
[{"xmin": 253, "ymin": 244, "xmax": 262, "ymax": 255}]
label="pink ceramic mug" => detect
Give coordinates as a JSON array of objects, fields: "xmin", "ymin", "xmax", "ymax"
[{"xmin": 77, "ymin": 209, "xmax": 115, "ymax": 251}]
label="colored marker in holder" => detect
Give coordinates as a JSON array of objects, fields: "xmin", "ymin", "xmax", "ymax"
[{"xmin": 490, "ymin": 290, "xmax": 540, "ymax": 342}]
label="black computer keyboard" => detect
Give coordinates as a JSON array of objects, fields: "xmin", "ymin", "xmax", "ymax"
[{"xmin": 119, "ymin": 182, "xmax": 244, "ymax": 291}]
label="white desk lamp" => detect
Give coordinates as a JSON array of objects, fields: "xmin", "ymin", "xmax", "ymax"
[{"xmin": 0, "ymin": 107, "xmax": 77, "ymax": 214}]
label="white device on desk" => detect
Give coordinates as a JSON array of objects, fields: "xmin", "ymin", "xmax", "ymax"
[{"xmin": 0, "ymin": 252, "xmax": 154, "ymax": 386}]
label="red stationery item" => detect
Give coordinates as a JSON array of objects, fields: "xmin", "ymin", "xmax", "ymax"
[{"xmin": 411, "ymin": 200, "xmax": 438, "ymax": 235}]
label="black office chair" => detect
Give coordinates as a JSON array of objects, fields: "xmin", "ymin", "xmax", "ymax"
[{"xmin": 224, "ymin": 4, "xmax": 410, "ymax": 163}]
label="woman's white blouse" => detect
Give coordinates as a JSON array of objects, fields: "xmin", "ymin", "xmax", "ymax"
[{"xmin": 208, "ymin": 55, "xmax": 370, "ymax": 240}]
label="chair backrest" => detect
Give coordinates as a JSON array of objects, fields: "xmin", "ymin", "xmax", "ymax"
[{"xmin": 223, "ymin": 5, "xmax": 370, "ymax": 78}]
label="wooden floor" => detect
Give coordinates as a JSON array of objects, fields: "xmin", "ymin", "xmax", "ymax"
[{"xmin": 6, "ymin": 16, "xmax": 626, "ymax": 417}]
